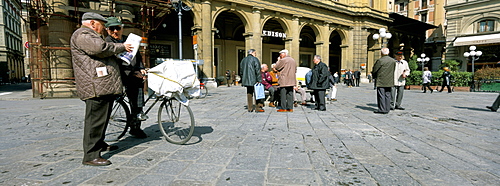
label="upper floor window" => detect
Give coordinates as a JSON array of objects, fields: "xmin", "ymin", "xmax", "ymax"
[
  {"xmin": 399, "ymin": 2, "xmax": 405, "ymax": 12},
  {"xmin": 421, "ymin": 13, "xmax": 427, "ymax": 23},
  {"xmin": 421, "ymin": 0, "xmax": 428, "ymax": 9},
  {"xmin": 478, "ymin": 20, "xmax": 495, "ymax": 33}
]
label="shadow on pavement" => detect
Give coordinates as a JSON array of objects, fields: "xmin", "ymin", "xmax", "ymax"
[
  {"xmin": 356, "ymin": 104, "xmax": 377, "ymax": 111},
  {"xmin": 452, "ymin": 105, "xmax": 492, "ymax": 112}
]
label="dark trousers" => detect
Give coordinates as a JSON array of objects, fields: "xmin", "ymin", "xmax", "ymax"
[
  {"xmin": 280, "ymin": 86, "xmax": 294, "ymax": 109},
  {"xmin": 123, "ymin": 74, "xmax": 144, "ymax": 117},
  {"xmin": 376, "ymin": 87, "xmax": 392, "ymax": 113},
  {"xmin": 491, "ymin": 94, "xmax": 500, "ymax": 110},
  {"xmin": 440, "ymin": 81, "xmax": 452, "ymax": 93},
  {"xmin": 313, "ymin": 89, "xmax": 326, "ymax": 110},
  {"xmin": 266, "ymin": 86, "xmax": 276, "ymax": 103},
  {"xmin": 83, "ymin": 95, "xmax": 114, "ymax": 162},
  {"xmin": 423, "ymin": 83, "xmax": 433, "ymax": 93},
  {"xmin": 355, "ymin": 78, "xmax": 360, "ymax": 87}
]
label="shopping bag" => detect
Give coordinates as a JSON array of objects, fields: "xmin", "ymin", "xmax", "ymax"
[{"xmin": 254, "ymin": 83, "xmax": 265, "ymax": 100}]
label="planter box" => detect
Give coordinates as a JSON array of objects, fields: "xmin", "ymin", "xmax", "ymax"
[{"xmin": 405, "ymin": 85, "xmax": 470, "ymax": 92}]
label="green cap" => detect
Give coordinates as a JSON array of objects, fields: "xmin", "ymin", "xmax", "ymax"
[{"xmin": 105, "ymin": 17, "xmax": 122, "ymax": 27}]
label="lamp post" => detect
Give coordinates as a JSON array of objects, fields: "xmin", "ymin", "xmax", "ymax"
[
  {"xmin": 171, "ymin": 0, "xmax": 191, "ymax": 59},
  {"xmin": 416, "ymin": 53, "xmax": 430, "ymax": 72},
  {"xmin": 463, "ymin": 45, "xmax": 482, "ymax": 91},
  {"xmin": 372, "ymin": 28, "xmax": 392, "ymax": 48}
]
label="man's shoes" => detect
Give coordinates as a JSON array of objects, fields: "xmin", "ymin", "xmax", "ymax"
[
  {"xmin": 374, "ymin": 111, "xmax": 388, "ymax": 114},
  {"xmin": 269, "ymin": 102, "xmax": 275, "ymax": 107},
  {"xmin": 287, "ymin": 109, "xmax": 293, "ymax": 112},
  {"xmin": 129, "ymin": 128, "xmax": 147, "ymax": 138},
  {"xmin": 301, "ymin": 102, "xmax": 307, "ymax": 105},
  {"xmin": 83, "ymin": 157, "xmax": 111, "ymax": 166},
  {"xmin": 256, "ymin": 109, "xmax": 265, "ymax": 112},
  {"xmin": 395, "ymin": 107, "xmax": 405, "ymax": 110},
  {"xmin": 331, "ymin": 99, "xmax": 337, "ymax": 101},
  {"xmin": 486, "ymin": 106, "xmax": 498, "ymax": 112},
  {"xmin": 277, "ymin": 109, "xmax": 288, "ymax": 112},
  {"xmin": 102, "ymin": 145, "xmax": 119, "ymax": 151}
]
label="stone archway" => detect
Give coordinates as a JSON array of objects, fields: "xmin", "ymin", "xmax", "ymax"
[{"xmin": 261, "ymin": 18, "xmax": 289, "ymax": 66}]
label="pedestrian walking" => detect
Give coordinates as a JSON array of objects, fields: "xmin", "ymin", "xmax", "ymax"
[
  {"xmin": 372, "ymin": 48, "xmax": 395, "ymax": 114},
  {"xmin": 71, "ymin": 12, "xmax": 132, "ymax": 166},
  {"xmin": 486, "ymin": 93, "xmax": 500, "ymax": 112},
  {"xmin": 422, "ymin": 67, "xmax": 433, "ymax": 93},
  {"xmin": 438, "ymin": 67, "xmax": 453, "ymax": 93},
  {"xmin": 275, "ymin": 49, "xmax": 297, "ymax": 112},
  {"xmin": 239, "ymin": 49, "xmax": 262, "ymax": 112}
]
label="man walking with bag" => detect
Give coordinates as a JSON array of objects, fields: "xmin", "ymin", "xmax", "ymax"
[{"xmin": 240, "ymin": 49, "xmax": 263, "ymax": 112}]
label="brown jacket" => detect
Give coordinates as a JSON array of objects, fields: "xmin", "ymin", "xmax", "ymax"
[
  {"xmin": 71, "ymin": 26, "xmax": 126, "ymax": 100},
  {"xmin": 275, "ymin": 56, "xmax": 297, "ymax": 87}
]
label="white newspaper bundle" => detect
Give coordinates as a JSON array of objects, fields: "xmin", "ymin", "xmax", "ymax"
[
  {"xmin": 147, "ymin": 59, "xmax": 201, "ymax": 105},
  {"xmin": 116, "ymin": 33, "xmax": 142, "ymax": 65}
]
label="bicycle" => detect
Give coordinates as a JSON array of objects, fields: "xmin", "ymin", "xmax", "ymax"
[
  {"xmin": 197, "ymin": 82, "xmax": 208, "ymax": 99},
  {"xmin": 106, "ymin": 92, "xmax": 195, "ymax": 145}
]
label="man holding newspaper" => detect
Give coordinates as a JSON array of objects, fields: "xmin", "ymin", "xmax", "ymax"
[{"xmin": 105, "ymin": 17, "xmax": 148, "ymax": 138}]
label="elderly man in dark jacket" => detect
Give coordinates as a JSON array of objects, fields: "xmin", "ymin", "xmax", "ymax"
[
  {"xmin": 240, "ymin": 49, "xmax": 262, "ymax": 112},
  {"xmin": 372, "ymin": 48, "xmax": 395, "ymax": 114},
  {"xmin": 71, "ymin": 12, "xmax": 132, "ymax": 166},
  {"xmin": 309, "ymin": 55, "xmax": 330, "ymax": 111}
]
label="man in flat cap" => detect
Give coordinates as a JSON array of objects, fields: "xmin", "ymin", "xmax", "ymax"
[
  {"xmin": 105, "ymin": 17, "xmax": 147, "ymax": 138},
  {"xmin": 71, "ymin": 12, "xmax": 132, "ymax": 166},
  {"xmin": 391, "ymin": 50, "xmax": 410, "ymax": 110}
]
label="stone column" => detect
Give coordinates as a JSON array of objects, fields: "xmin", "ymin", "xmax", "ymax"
[
  {"xmin": 47, "ymin": 0, "xmax": 76, "ymax": 97},
  {"xmin": 320, "ymin": 22, "xmax": 331, "ymax": 64},
  {"xmin": 289, "ymin": 15, "xmax": 301, "ymax": 62},
  {"xmin": 201, "ymin": 1, "xmax": 213, "ymax": 78},
  {"xmin": 251, "ymin": 7, "xmax": 263, "ymax": 61}
]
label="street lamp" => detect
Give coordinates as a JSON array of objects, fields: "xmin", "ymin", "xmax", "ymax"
[
  {"xmin": 372, "ymin": 28, "xmax": 392, "ymax": 48},
  {"xmin": 416, "ymin": 53, "xmax": 430, "ymax": 72},
  {"xmin": 171, "ymin": 0, "xmax": 191, "ymax": 59},
  {"xmin": 463, "ymin": 45, "xmax": 482, "ymax": 91}
]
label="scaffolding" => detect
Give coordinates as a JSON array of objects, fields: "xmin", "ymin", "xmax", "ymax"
[{"xmin": 26, "ymin": 0, "xmax": 174, "ymax": 98}]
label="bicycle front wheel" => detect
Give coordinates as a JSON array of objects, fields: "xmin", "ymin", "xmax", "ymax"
[
  {"xmin": 105, "ymin": 99, "xmax": 130, "ymax": 142},
  {"xmin": 158, "ymin": 98, "xmax": 195, "ymax": 144}
]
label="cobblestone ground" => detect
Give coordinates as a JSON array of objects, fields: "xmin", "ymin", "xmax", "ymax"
[{"xmin": 0, "ymin": 83, "xmax": 499, "ymax": 185}]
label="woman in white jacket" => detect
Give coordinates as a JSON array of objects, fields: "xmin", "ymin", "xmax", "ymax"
[{"xmin": 422, "ymin": 67, "xmax": 433, "ymax": 93}]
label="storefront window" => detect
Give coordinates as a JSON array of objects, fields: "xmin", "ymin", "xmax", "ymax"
[{"xmin": 478, "ymin": 20, "xmax": 495, "ymax": 33}]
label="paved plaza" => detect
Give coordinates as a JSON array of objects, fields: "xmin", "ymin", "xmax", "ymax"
[{"xmin": 0, "ymin": 82, "xmax": 499, "ymax": 185}]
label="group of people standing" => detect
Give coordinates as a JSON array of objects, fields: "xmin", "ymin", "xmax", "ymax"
[
  {"xmin": 240, "ymin": 49, "xmax": 336, "ymax": 112},
  {"xmin": 343, "ymin": 69, "xmax": 361, "ymax": 87},
  {"xmin": 71, "ymin": 12, "xmax": 148, "ymax": 166},
  {"xmin": 372, "ymin": 48, "xmax": 410, "ymax": 114}
]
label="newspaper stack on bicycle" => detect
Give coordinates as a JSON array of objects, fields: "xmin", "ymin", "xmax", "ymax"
[{"xmin": 148, "ymin": 59, "xmax": 200, "ymax": 105}]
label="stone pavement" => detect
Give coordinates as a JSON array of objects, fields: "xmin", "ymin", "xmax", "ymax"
[{"xmin": 0, "ymin": 82, "xmax": 499, "ymax": 185}]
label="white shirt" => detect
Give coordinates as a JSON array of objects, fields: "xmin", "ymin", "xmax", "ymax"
[{"xmin": 394, "ymin": 59, "xmax": 410, "ymax": 86}]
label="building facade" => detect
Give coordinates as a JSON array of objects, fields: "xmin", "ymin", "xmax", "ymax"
[
  {"xmin": 445, "ymin": 0, "xmax": 500, "ymax": 71},
  {"xmin": 28, "ymin": 0, "xmax": 429, "ymax": 98},
  {"xmin": 393, "ymin": 0, "xmax": 446, "ymax": 71},
  {"xmin": 0, "ymin": 0, "xmax": 23, "ymax": 84}
]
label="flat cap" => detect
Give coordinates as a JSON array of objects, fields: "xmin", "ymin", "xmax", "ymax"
[
  {"xmin": 105, "ymin": 17, "xmax": 122, "ymax": 27},
  {"xmin": 279, "ymin": 49, "xmax": 289, "ymax": 54},
  {"xmin": 82, "ymin": 12, "xmax": 107, "ymax": 22}
]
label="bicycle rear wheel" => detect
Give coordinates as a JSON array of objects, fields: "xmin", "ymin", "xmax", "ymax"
[
  {"xmin": 158, "ymin": 98, "xmax": 195, "ymax": 144},
  {"xmin": 105, "ymin": 99, "xmax": 130, "ymax": 142}
]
